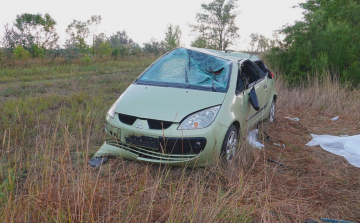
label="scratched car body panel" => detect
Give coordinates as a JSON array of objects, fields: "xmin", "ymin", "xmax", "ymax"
[{"xmin": 91, "ymin": 47, "xmax": 277, "ymax": 167}]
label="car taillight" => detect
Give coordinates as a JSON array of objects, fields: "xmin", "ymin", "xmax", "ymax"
[{"xmin": 271, "ymin": 72, "xmax": 274, "ymax": 78}]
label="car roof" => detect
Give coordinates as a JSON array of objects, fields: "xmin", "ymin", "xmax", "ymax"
[{"xmin": 185, "ymin": 47, "xmax": 262, "ymax": 63}]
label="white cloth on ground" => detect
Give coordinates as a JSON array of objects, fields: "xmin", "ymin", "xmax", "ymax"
[{"xmin": 306, "ymin": 134, "xmax": 360, "ymax": 168}]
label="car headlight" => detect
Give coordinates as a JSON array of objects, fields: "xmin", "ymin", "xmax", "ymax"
[
  {"xmin": 178, "ymin": 105, "xmax": 221, "ymax": 130},
  {"xmin": 107, "ymin": 97, "xmax": 122, "ymax": 118}
]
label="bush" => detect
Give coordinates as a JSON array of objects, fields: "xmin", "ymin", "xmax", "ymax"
[
  {"xmin": 111, "ymin": 46, "xmax": 129, "ymax": 60},
  {"xmin": 96, "ymin": 42, "xmax": 111, "ymax": 58},
  {"xmin": 81, "ymin": 54, "xmax": 91, "ymax": 65},
  {"xmin": 13, "ymin": 46, "xmax": 29, "ymax": 60},
  {"xmin": 32, "ymin": 44, "xmax": 45, "ymax": 58}
]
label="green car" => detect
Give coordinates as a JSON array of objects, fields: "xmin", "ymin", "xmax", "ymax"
[{"xmin": 89, "ymin": 47, "xmax": 277, "ymax": 167}]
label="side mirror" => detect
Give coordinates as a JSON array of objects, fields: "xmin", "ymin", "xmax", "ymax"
[
  {"xmin": 249, "ymin": 87, "xmax": 260, "ymax": 111},
  {"xmin": 267, "ymin": 71, "xmax": 273, "ymax": 79}
]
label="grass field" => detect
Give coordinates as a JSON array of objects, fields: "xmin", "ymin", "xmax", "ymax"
[{"xmin": 1, "ymin": 59, "xmax": 360, "ymax": 222}]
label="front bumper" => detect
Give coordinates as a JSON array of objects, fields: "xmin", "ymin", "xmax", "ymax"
[{"xmin": 92, "ymin": 114, "xmax": 229, "ymax": 167}]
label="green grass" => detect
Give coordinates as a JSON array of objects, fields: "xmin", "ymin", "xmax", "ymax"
[{"xmin": 0, "ymin": 57, "xmax": 154, "ymax": 83}]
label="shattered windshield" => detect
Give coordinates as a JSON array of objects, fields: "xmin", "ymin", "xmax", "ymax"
[{"xmin": 136, "ymin": 48, "xmax": 232, "ymax": 92}]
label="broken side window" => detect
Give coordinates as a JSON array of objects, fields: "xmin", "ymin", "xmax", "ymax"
[{"xmin": 241, "ymin": 60, "xmax": 264, "ymax": 84}]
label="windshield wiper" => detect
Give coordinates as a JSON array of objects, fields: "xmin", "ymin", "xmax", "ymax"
[
  {"xmin": 184, "ymin": 68, "xmax": 190, "ymax": 88},
  {"xmin": 209, "ymin": 66, "xmax": 216, "ymax": 92},
  {"xmin": 188, "ymin": 55, "xmax": 191, "ymax": 70}
]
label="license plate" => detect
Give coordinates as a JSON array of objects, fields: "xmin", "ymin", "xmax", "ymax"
[{"xmin": 125, "ymin": 135, "xmax": 159, "ymax": 150}]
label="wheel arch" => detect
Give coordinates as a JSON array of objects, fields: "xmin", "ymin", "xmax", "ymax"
[{"xmin": 231, "ymin": 120, "xmax": 241, "ymax": 135}]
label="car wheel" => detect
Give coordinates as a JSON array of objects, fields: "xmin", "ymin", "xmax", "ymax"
[
  {"xmin": 269, "ymin": 99, "xmax": 276, "ymax": 122},
  {"xmin": 221, "ymin": 125, "xmax": 239, "ymax": 161}
]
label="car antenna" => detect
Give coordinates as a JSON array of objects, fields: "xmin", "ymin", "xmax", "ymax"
[
  {"xmin": 209, "ymin": 66, "xmax": 216, "ymax": 92},
  {"xmin": 249, "ymin": 55, "xmax": 254, "ymax": 60},
  {"xmin": 184, "ymin": 68, "xmax": 190, "ymax": 88}
]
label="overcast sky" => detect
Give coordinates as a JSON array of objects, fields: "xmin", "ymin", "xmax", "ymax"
[{"xmin": 0, "ymin": 0, "xmax": 306, "ymax": 50}]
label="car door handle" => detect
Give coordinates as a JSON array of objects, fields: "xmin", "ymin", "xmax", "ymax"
[{"xmin": 263, "ymin": 85, "xmax": 267, "ymax": 90}]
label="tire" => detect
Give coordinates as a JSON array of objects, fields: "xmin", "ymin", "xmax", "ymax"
[
  {"xmin": 221, "ymin": 125, "xmax": 239, "ymax": 161},
  {"xmin": 269, "ymin": 98, "xmax": 276, "ymax": 122}
]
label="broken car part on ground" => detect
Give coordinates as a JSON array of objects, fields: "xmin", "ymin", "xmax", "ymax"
[{"xmin": 89, "ymin": 47, "xmax": 277, "ymax": 167}]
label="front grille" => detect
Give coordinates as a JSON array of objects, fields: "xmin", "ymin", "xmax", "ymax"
[
  {"xmin": 118, "ymin": 113, "xmax": 173, "ymax": 129},
  {"xmin": 106, "ymin": 135, "xmax": 206, "ymax": 161},
  {"xmin": 123, "ymin": 135, "xmax": 206, "ymax": 155},
  {"xmin": 106, "ymin": 140, "xmax": 198, "ymax": 161},
  {"xmin": 147, "ymin": 119, "xmax": 173, "ymax": 130},
  {"xmin": 118, "ymin": 113, "xmax": 137, "ymax": 125}
]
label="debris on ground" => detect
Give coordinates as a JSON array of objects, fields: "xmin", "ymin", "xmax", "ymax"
[
  {"xmin": 247, "ymin": 129, "xmax": 265, "ymax": 149},
  {"xmin": 267, "ymin": 158, "xmax": 284, "ymax": 166},
  {"xmin": 331, "ymin": 116, "xmax": 339, "ymax": 121},
  {"xmin": 273, "ymin": 143, "xmax": 286, "ymax": 148},
  {"xmin": 320, "ymin": 218, "xmax": 354, "ymax": 223},
  {"xmin": 304, "ymin": 218, "xmax": 355, "ymax": 223},
  {"xmin": 88, "ymin": 156, "xmax": 109, "ymax": 167},
  {"xmin": 285, "ymin": 117, "xmax": 300, "ymax": 121},
  {"xmin": 306, "ymin": 134, "xmax": 360, "ymax": 168}
]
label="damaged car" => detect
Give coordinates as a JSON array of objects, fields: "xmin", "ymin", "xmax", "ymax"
[{"xmin": 89, "ymin": 47, "xmax": 277, "ymax": 167}]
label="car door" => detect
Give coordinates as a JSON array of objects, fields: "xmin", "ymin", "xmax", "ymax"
[
  {"xmin": 239, "ymin": 60, "xmax": 268, "ymax": 127},
  {"xmin": 234, "ymin": 62, "xmax": 257, "ymax": 130},
  {"xmin": 254, "ymin": 60, "xmax": 274, "ymax": 113},
  {"xmin": 234, "ymin": 67, "xmax": 251, "ymax": 131}
]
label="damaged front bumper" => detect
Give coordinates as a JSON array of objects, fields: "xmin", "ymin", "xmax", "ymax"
[{"xmin": 91, "ymin": 114, "xmax": 229, "ymax": 167}]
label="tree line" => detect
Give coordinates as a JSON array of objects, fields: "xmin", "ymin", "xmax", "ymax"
[
  {"xmin": 0, "ymin": 0, "xmax": 243, "ymax": 63},
  {"xmin": 1, "ymin": 0, "xmax": 359, "ymax": 86},
  {"xmin": 0, "ymin": 0, "xmax": 272, "ymax": 61},
  {"xmin": 0, "ymin": 13, "xmax": 183, "ymax": 61},
  {"xmin": 265, "ymin": 0, "xmax": 360, "ymax": 85}
]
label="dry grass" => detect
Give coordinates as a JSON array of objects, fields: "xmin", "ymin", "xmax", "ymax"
[{"xmin": 1, "ymin": 67, "xmax": 360, "ymax": 222}]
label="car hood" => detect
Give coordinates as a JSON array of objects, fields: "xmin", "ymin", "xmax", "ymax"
[{"xmin": 115, "ymin": 84, "xmax": 226, "ymax": 122}]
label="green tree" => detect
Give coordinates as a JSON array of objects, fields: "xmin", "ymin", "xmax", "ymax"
[
  {"xmin": 108, "ymin": 30, "xmax": 134, "ymax": 47},
  {"xmin": 13, "ymin": 45, "xmax": 29, "ymax": 60},
  {"xmin": 249, "ymin": 33, "xmax": 275, "ymax": 52},
  {"xmin": 111, "ymin": 45, "xmax": 128, "ymax": 60},
  {"xmin": 266, "ymin": 0, "xmax": 360, "ymax": 85},
  {"xmin": 164, "ymin": 24, "xmax": 181, "ymax": 51},
  {"xmin": 2, "ymin": 13, "xmax": 59, "ymax": 56},
  {"xmin": 129, "ymin": 44, "xmax": 142, "ymax": 57},
  {"xmin": 257, "ymin": 35, "xmax": 270, "ymax": 52},
  {"xmin": 65, "ymin": 19, "xmax": 90, "ymax": 52},
  {"xmin": 96, "ymin": 41, "xmax": 111, "ymax": 58},
  {"xmin": 190, "ymin": 0, "xmax": 240, "ymax": 50},
  {"xmin": 143, "ymin": 38, "xmax": 166, "ymax": 56},
  {"xmin": 191, "ymin": 37, "xmax": 208, "ymax": 48},
  {"xmin": 31, "ymin": 44, "xmax": 45, "ymax": 58},
  {"xmin": 88, "ymin": 15, "xmax": 102, "ymax": 56},
  {"xmin": 108, "ymin": 30, "xmax": 140, "ymax": 59}
]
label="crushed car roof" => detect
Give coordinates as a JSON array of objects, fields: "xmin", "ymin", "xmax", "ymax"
[{"xmin": 187, "ymin": 47, "xmax": 262, "ymax": 63}]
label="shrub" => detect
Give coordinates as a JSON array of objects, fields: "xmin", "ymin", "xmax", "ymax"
[
  {"xmin": 13, "ymin": 46, "xmax": 29, "ymax": 60},
  {"xmin": 32, "ymin": 44, "xmax": 45, "ymax": 58},
  {"xmin": 96, "ymin": 42, "xmax": 111, "ymax": 58},
  {"xmin": 81, "ymin": 54, "xmax": 91, "ymax": 65}
]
